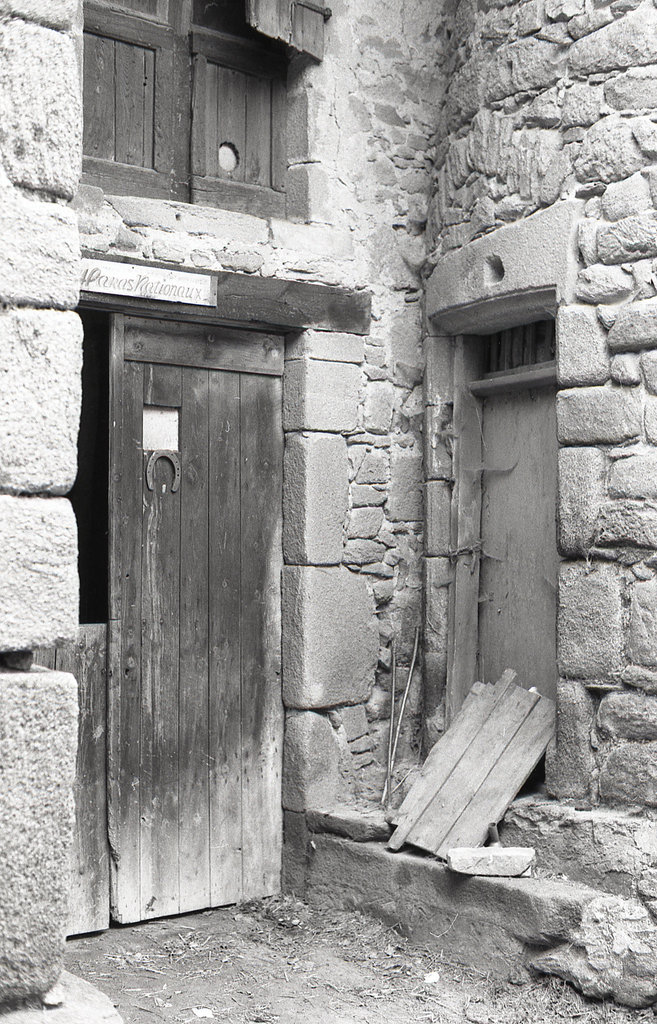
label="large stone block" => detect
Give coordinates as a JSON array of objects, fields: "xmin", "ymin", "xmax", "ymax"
[
  {"xmin": 282, "ymin": 710, "xmax": 341, "ymax": 813},
  {"xmin": 557, "ymin": 386, "xmax": 641, "ymax": 444},
  {"xmin": 558, "ymin": 562, "xmax": 623, "ymax": 679},
  {"xmin": 600, "ymin": 173, "xmax": 652, "ymax": 223},
  {"xmin": 283, "ymin": 357, "xmax": 360, "ymax": 432},
  {"xmin": 606, "ymin": 67, "xmax": 657, "ymax": 110},
  {"xmin": 283, "ymin": 432, "xmax": 348, "ymax": 566},
  {"xmin": 556, "ymin": 306, "xmax": 609, "ymax": 386},
  {"xmin": 607, "ymin": 297, "xmax": 657, "ymax": 351},
  {"xmin": 282, "ymin": 566, "xmax": 378, "ymax": 709},
  {"xmin": 596, "ymin": 500, "xmax": 657, "ymax": 548},
  {"xmin": 424, "ymin": 336, "xmax": 453, "ymax": 405},
  {"xmin": 600, "ymin": 742, "xmax": 657, "ymax": 808},
  {"xmin": 598, "ymin": 691, "xmax": 657, "ymax": 740},
  {"xmin": 286, "ymin": 329, "xmax": 364, "ymax": 364},
  {"xmin": 0, "ymin": 310, "xmax": 82, "ymax": 495},
  {"xmin": 569, "ymin": 4, "xmax": 657, "ymax": 75},
  {"xmin": 545, "ymin": 679, "xmax": 595, "ymax": 800},
  {"xmin": 598, "ymin": 214, "xmax": 657, "ymax": 267},
  {"xmin": 0, "ymin": 0, "xmax": 77, "ymax": 28},
  {"xmin": 0, "ymin": 21, "xmax": 81, "ymax": 199},
  {"xmin": 629, "ymin": 578, "xmax": 657, "ymax": 667},
  {"xmin": 574, "ymin": 117, "xmax": 644, "ymax": 184},
  {"xmin": 0, "ymin": 496, "xmax": 78, "ymax": 650},
  {"xmin": 609, "ymin": 452, "xmax": 657, "ymax": 499},
  {"xmin": 558, "ymin": 447, "xmax": 606, "ymax": 555},
  {"xmin": 575, "ymin": 266, "xmax": 633, "ymax": 305},
  {"xmin": 387, "ymin": 448, "xmax": 423, "ymax": 522},
  {"xmin": 0, "ymin": 667, "xmax": 77, "ymax": 1004},
  {"xmin": 425, "ymin": 480, "xmax": 451, "ymax": 557},
  {"xmin": 0, "ymin": 189, "xmax": 79, "ymax": 308}
]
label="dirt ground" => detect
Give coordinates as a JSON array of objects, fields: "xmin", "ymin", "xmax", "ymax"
[{"xmin": 67, "ymin": 895, "xmax": 654, "ymax": 1024}]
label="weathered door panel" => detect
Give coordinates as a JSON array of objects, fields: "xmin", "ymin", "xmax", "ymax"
[
  {"xmin": 109, "ymin": 317, "xmax": 283, "ymax": 924},
  {"xmin": 36, "ymin": 625, "xmax": 110, "ymax": 936},
  {"xmin": 478, "ymin": 386, "xmax": 558, "ymax": 699}
]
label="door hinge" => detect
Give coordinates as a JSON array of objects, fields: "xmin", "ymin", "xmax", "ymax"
[{"xmin": 294, "ymin": 1, "xmax": 332, "ymax": 21}]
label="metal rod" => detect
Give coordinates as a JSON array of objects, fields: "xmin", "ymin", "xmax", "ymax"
[
  {"xmin": 383, "ymin": 641, "xmax": 396, "ymax": 808},
  {"xmin": 382, "ymin": 627, "xmax": 420, "ymax": 806}
]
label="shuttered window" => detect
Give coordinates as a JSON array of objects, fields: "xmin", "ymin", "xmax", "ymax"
[{"xmin": 82, "ymin": 0, "xmax": 329, "ymax": 211}]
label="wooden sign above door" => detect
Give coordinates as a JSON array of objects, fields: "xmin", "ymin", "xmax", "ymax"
[{"xmin": 81, "ymin": 259, "xmax": 217, "ymax": 307}]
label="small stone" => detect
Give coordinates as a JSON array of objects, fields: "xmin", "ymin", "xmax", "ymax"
[
  {"xmin": 558, "ymin": 562, "xmax": 623, "ymax": 679},
  {"xmin": 598, "ymin": 213, "xmax": 657, "ymax": 266},
  {"xmin": 629, "ymin": 578, "xmax": 657, "ymax": 667},
  {"xmin": 387, "ymin": 449, "xmax": 423, "ymax": 522},
  {"xmin": 563, "ymin": 83, "xmax": 603, "ymax": 128},
  {"xmin": 622, "ymin": 665, "xmax": 657, "ymax": 694},
  {"xmin": 347, "ymin": 507, "xmax": 383, "ymax": 540},
  {"xmin": 574, "ymin": 117, "xmax": 644, "ymax": 185},
  {"xmin": 642, "ymin": 351, "xmax": 657, "ymax": 393},
  {"xmin": 446, "ymin": 847, "xmax": 536, "ymax": 877},
  {"xmin": 596, "ymin": 501, "xmax": 657, "ymax": 548},
  {"xmin": 608, "ymin": 298, "xmax": 657, "ymax": 351},
  {"xmin": 600, "ymin": 172, "xmax": 652, "ymax": 222},
  {"xmin": 575, "ymin": 265, "xmax": 633, "ymax": 305},
  {"xmin": 598, "ymin": 691, "xmax": 657, "ymax": 740},
  {"xmin": 610, "ymin": 353, "xmax": 641, "ymax": 385},
  {"xmin": 609, "ymin": 452, "xmax": 657, "ymax": 499},
  {"xmin": 557, "ymin": 305, "xmax": 610, "ymax": 381},
  {"xmin": 558, "ymin": 447, "xmax": 606, "ymax": 555},
  {"xmin": 645, "ymin": 395, "xmax": 657, "ymax": 443},
  {"xmin": 601, "ymin": 744, "xmax": 657, "ymax": 809}
]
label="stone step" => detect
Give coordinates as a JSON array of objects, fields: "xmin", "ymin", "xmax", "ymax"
[{"xmin": 297, "ymin": 831, "xmax": 657, "ymax": 1008}]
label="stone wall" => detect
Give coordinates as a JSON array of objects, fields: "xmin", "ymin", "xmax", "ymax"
[
  {"xmin": 426, "ymin": 0, "xmax": 657, "ymax": 811},
  {"xmin": 0, "ymin": 0, "xmax": 81, "ymax": 1008},
  {"xmin": 80, "ymin": 0, "xmax": 445, "ymax": 813}
]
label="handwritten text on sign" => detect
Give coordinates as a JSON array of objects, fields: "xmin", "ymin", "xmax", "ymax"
[{"xmin": 80, "ymin": 259, "xmax": 217, "ymax": 307}]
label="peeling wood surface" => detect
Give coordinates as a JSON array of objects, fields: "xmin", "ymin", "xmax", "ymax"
[
  {"xmin": 35, "ymin": 626, "xmax": 110, "ymax": 936},
  {"xmin": 388, "ymin": 673, "xmax": 555, "ymax": 859},
  {"xmin": 109, "ymin": 319, "xmax": 283, "ymax": 923}
]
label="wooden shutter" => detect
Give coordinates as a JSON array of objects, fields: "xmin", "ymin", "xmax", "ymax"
[
  {"xmin": 82, "ymin": 3, "xmax": 187, "ymax": 199},
  {"xmin": 190, "ymin": 31, "xmax": 286, "ymax": 217},
  {"xmin": 245, "ymin": 0, "xmax": 329, "ymax": 60}
]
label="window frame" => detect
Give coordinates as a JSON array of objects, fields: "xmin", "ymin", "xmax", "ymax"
[{"xmin": 81, "ymin": 1, "xmax": 290, "ymax": 215}]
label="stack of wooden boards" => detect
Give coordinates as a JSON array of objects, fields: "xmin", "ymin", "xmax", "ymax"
[{"xmin": 388, "ymin": 670, "xmax": 555, "ymax": 859}]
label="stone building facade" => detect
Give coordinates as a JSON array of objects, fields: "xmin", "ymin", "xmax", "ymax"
[{"xmin": 4, "ymin": 0, "xmax": 657, "ymax": 1014}]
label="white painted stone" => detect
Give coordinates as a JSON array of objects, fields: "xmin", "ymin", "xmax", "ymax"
[
  {"xmin": 283, "ymin": 432, "xmax": 348, "ymax": 566},
  {"xmin": 282, "ymin": 566, "xmax": 378, "ymax": 709},
  {"xmin": 0, "ymin": 311, "xmax": 82, "ymax": 494},
  {"xmin": 0, "ymin": 21, "xmax": 81, "ymax": 199},
  {"xmin": 557, "ymin": 306, "xmax": 610, "ymax": 385},
  {"xmin": 0, "ymin": 189, "xmax": 79, "ymax": 308},
  {"xmin": 0, "ymin": 496, "xmax": 78, "ymax": 650}
]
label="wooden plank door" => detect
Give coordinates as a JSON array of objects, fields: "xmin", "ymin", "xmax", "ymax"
[
  {"xmin": 35, "ymin": 626, "xmax": 110, "ymax": 936},
  {"xmin": 108, "ymin": 316, "xmax": 283, "ymax": 923},
  {"xmin": 478, "ymin": 385, "xmax": 558, "ymax": 699}
]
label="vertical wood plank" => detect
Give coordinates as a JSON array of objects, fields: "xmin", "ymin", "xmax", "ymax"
[
  {"xmin": 204, "ymin": 61, "xmax": 219, "ymax": 179},
  {"xmin": 139, "ymin": 363, "xmax": 182, "ymax": 920},
  {"xmin": 208, "ymin": 371, "xmax": 243, "ymax": 907},
  {"xmin": 154, "ymin": 45, "xmax": 175, "ymax": 177},
  {"xmin": 271, "ymin": 78, "xmax": 287, "ymax": 193},
  {"xmin": 178, "ymin": 368, "xmax": 211, "ymax": 911},
  {"xmin": 108, "ymin": 316, "xmax": 124, "ymax": 625},
  {"xmin": 216, "ymin": 66, "xmax": 247, "ymax": 182},
  {"xmin": 109, "ymin": 357, "xmax": 144, "ymax": 923},
  {"xmin": 191, "ymin": 54, "xmax": 208, "ymax": 177},
  {"xmin": 245, "ymin": 76, "xmax": 272, "ymax": 187},
  {"xmin": 291, "ymin": 4, "xmax": 325, "ymax": 60},
  {"xmin": 56, "ymin": 625, "xmax": 110, "ymax": 936},
  {"xmin": 83, "ymin": 33, "xmax": 115, "ymax": 161},
  {"xmin": 142, "ymin": 47, "xmax": 156, "ymax": 169},
  {"xmin": 446, "ymin": 338, "xmax": 484, "ymax": 723},
  {"xmin": 115, "ymin": 40, "xmax": 147, "ymax": 166},
  {"xmin": 240, "ymin": 373, "xmax": 283, "ymax": 898},
  {"xmin": 478, "ymin": 387, "xmax": 558, "ymax": 699}
]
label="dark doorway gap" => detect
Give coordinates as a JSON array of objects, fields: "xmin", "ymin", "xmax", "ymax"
[{"xmin": 70, "ymin": 308, "xmax": 110, "ymax": 625}]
